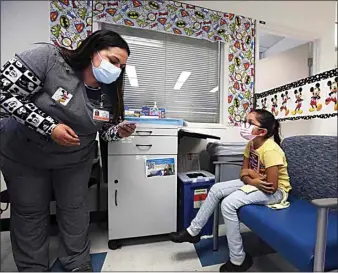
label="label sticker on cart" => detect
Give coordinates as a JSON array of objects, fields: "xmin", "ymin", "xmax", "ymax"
[
  {"xmin": 193, "ymin": 189, "xmax": 208, "ymax": 209},
  {"xmin": 145, "ymin": 158, "xmax": 175, "ymax": 178}
]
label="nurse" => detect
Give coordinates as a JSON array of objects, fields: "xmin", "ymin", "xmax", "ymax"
[{"xmin": 0, "ymin": 30, "xmax": 135, "ymax": 272}]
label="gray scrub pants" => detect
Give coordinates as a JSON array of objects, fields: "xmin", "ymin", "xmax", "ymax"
[
  {"xmin": 187, "ymin": 179, "xmax": 283, "ymax": 265},
  {"xmin": 0, "ymin": 155, "xmax": 92, "ymax": 272}
]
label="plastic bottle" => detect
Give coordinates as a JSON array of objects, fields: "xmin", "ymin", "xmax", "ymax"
[{"xmin": 152, "ymin": 101, "xmax": 159, "ymax": 117}]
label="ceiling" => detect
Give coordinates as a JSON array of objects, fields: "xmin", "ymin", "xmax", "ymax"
[
  {"xmin": 259, "ymin": 32, "xmax": 309, "ymax": 58},
  {"xmin": 259, "ymin": 33, "xmax": 284, "ymax": 53}
]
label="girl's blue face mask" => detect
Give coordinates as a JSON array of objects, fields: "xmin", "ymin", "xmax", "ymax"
[{"xmin": 92, "ymin": 52, "xmax": 121, "ymax": 84}]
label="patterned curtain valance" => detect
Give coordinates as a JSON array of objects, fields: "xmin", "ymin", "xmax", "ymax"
[
  {"xmin": 50, "ymin": 0, "xmax": 93, "ymax": 49},
  {"xmin": 50, "ymin": 0, "xmax": 256, "ymax": 125},
  {"xmin": 255, "ymin": 69, "xmax": 338, "ymax": 121},
  {"xmin": 93, "ymin": 0, "xmax": 255, "ymax": 45}
]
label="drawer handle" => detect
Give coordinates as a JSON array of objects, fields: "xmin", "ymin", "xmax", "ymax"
[
  {"xmin": 135, "ymin": 144, "xmax": 153, "ymax": 149},
  {"xmin": 136, "ymin": 130, "xmax": 153, "ymax": 136},
  {"xmin": 115, "ymin": 190, "xmax": 118, "ymax": 206}
]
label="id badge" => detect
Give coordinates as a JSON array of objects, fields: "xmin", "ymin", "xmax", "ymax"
[{"xmin": 93, "ymin": 108, "xmax": 110, "ymax": 122}]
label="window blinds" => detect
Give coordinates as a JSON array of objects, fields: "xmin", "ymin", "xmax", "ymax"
[{"xmin": 103, "ymin": 23, "xmax": 220, "ymax": 123}]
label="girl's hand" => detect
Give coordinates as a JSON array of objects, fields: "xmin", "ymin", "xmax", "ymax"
[
  {"xmin": 241, "ymin": 169, "xmax": 264, "ymax": 180},
  {"xmin": 51, "ymin": 124, "xmax": 80, "ymax": 146},
  {"xmin": 240, "ymin": 169, "xmax": 250, "ymax": 179},
  {"xmin": 248, "ymin": 169, "xmax": 263, "ymax": 179},
  {"xmin": 250, "ymin": 176, "xmax": 274, "ymax": 194}
]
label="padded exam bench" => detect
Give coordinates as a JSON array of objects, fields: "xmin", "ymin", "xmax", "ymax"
[
  {"xmin": 213, "ymin": 135, "xmax": 338, "ymax": 272},
  {"xmin": 239, "ymin": 197, "xmax": 338, "ymax": 271}
]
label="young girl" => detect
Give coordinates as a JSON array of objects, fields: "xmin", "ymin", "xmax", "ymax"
[{"xmin": 170, "ymin": 109, "xmax": 291, "ymax": 272}]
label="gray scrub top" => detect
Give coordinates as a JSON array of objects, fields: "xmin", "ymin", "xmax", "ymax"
[{"xmin": 0, "ymin": 44, "xmax": 117, "ymax": 169}]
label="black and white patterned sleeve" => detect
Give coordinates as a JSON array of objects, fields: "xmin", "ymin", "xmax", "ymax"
[
  {"xmin": 0, "ymin": 57, "xmax": 58, "ymax": 136},
  {"xmin": 100, "ymin": 122, "xmax": 122, "ymax": 142}
]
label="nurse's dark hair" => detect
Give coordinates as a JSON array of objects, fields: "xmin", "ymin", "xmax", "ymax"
[
  {"xmin": 59, "ymin": 30, "xmax": 130, "ymax": 122},
  {"xmin": 252, "ymin": 109, "xmax": 281, "ymax": 146}
]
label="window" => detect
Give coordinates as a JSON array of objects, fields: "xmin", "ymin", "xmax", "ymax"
[{"xmin": 103, "ymin": 23, "xmax": 221, "ymax": 123}]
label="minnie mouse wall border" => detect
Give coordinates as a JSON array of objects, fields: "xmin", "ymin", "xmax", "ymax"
[{"xmin": 254, "ymin": 68, "xmax": 338, "ymax": 121}]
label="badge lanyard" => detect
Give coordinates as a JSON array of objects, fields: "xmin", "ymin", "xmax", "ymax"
[
  {"xmin": 99, "ymin": 92, "xmax": 105, "ymax": 109},
  {"xmin": 93, "ymin": 91, "xmax": 110, "ymax": 122}
]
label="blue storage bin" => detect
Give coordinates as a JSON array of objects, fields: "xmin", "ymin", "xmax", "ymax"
[{"xmin": 178, "ymin": 171, "xmax": 215, "ymax": 236}]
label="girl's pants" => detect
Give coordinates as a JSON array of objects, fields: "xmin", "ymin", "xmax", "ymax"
[
  {"xmin": 0, "ymin": 155, "xmax": 93, "ymax": 272},
  {"xmin": 187, "ymin": 179, "xmax": 283, "ymax": 265}
]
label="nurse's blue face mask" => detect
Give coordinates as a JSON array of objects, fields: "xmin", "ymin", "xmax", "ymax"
[{"xmin": 92, "ymin": 51, "xmax": 121, "ymax": 84}]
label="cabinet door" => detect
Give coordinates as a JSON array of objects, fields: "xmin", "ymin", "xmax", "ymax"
[{"xmin": 108, "ymin": 155, "xmax": 177, "ymax": 240}]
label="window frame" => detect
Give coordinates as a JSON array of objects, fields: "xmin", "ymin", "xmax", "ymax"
[
  {"xmin": 94, "ymin": 21, "xmax": 228, "ymax": 128},
  {"xmin": 335, "ymin": 22, "xmax": 337, "ymax": 52}
]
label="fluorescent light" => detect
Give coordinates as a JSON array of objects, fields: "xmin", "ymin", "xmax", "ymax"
[
  {"xmin": 177, "ymin": 71, "xmax": 191, "ymax": 83},
  {"xmin": 209, "ymin": 86, "xmax": 219, "ymax": 93},
  {"xmin": 129, "ymin": 78, "xmax": 139, "ymax": 87},
  {"xmin": 126, "ymin": 65, "xmax": 139, "ymax": 87},
  {"xmin": 126, "ymin": 65, "xmax": 137, "ymax": 78},
  {"xmin": 174, "ymin": 71, "xmax": 191, "ymax": 90}
]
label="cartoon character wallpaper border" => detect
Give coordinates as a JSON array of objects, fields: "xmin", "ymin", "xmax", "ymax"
[
  {"xmin": 255, "ymin": 69, "xmax": 338, "ymax": 121},
  {"xmin": 50, "ymin": 0, "xmax": 256, "ymax": 126}
]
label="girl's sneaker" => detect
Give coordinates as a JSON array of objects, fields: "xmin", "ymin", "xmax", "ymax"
[
  {"xmin": 169, "ymin": 230, "xmax": 201, "ymax": 244},
  {"xmin": 219, "ymin": 254, "xmax": 253, "ymax": 272}
]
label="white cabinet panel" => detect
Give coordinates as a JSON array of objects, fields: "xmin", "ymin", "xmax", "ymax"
[
  {"xmin": 108, "ymin": 155, "xmax": 177, "ymax": 240},
  {"xmin": 134, "ymin": 128, "xmax": 177, "ymax": 136},
  {"xmin": 108, "ymin": 136, "xmax": 177, "ymax": 155}
]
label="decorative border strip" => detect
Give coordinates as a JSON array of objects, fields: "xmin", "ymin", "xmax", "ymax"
[
  {"xmin": 254, "ymin": 68, "xmax": 338, "ymax": 121},
  {"xmin": 278, "ymin": 113, "xmax": 337, "ymax": 121},
  {"xmin": 256, "ymin": 69, "xmax": 338, "ymax": 99}
]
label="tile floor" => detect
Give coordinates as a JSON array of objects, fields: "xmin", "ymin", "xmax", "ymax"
[{"xmin": 1, "ymin": 223, "xmax": 298, "ymax": 272}]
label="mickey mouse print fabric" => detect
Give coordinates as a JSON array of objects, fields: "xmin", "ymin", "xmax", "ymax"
[
  {"xmin": 255, "ymin": 69, "xmax": 338, "ymax": 121},
  {"xmin": 0, "ymin": 57, "xmax": 58, "ymax": 136}
]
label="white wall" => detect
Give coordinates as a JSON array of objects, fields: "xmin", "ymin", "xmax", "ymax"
[
  {"xmin": 0, "ymin": 2, "xmax": 59, "ymax": 218},
  {"xmin": 0, "ymin": 173, "xmax": 8, "ymax": 218},
  {"xmin": 0, "ymin": 1, "xmax": 50, "ymax": 65},
  {"xmin": 263, "ymin": 38, "xmax": 309, "ymax": 59},
  {"xmin": 186, "ymin": 1, "xmax": 337, "ymax": 73},
  {"xmin": 256, "ymin": 43, "xmax": 309, "ymax": 93},
  {"xmin": 254, "ymin": 43, "xmax": 337, "ymax": 139},
  {"xmin": 1, "ymin": 1, "xmax": 50, "ymax": 219},
  {"xmin": 0, "ymin": 2, "xmax": 336, "ymax": 188},
  {"xmin": 1, "ymin": 1, "xmax": 335, "ymax": 139},
  {"xmin": 181, "ymin": 0, "xmax": 337, "ymax": 147}
]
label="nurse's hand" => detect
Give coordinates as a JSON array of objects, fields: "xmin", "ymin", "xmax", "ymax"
[
  {"xmin": 51, "ymin": 124, "xmax": 80, "ymax": 146},
  {"xmin": 117, "ymin": 121, "xmax": 136, "ymax": 138}
]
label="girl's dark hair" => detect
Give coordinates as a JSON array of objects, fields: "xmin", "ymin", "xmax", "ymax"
[
  {"xmin": 59, "ymin": 30, "xmax": 130, "ymax": 122},
  {"xmin": 253, "ymin": 109, "xmax": 282, "ymax": 146}
]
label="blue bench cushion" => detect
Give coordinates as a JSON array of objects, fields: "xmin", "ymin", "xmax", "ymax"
[{"xmin": 239, "ymin": 196, "xmax": 338, "ymax": 272}]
